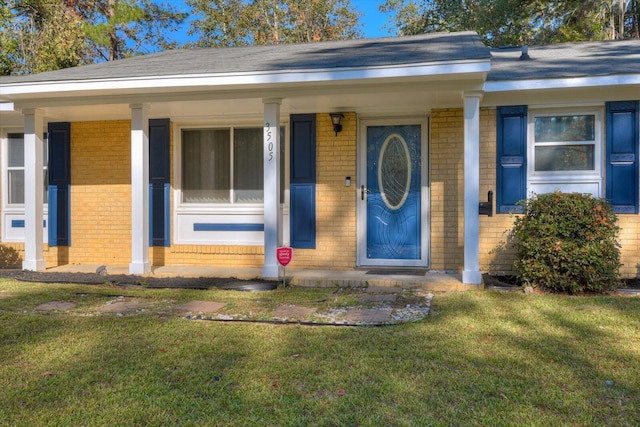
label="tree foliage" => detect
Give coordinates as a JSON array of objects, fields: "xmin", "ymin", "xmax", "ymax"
[
  {"xmin": 187, "ymin": 0, "xmax": 362, "ymax": 47},
  {"xmin": 1, "ymin": 0, "xmax": 89, "ymax": 75},
  {"xmin": 76, "ymin": 0, "xmax": 187, "ymax": 61},
  {"xmin": 0, "ymin": 0, "xmax": 186, "ymax": 75},
  {"xmin": 381, "ymin": 0, "xmax": 640, "ymax": 47}
]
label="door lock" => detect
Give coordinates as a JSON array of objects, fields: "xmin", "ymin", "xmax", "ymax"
[{"xmin": 361, "ymin": 185, "xmax": 371, "ymax": 200}]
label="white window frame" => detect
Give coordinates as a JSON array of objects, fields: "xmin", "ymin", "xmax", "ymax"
[
  {"xmin": 1, "ymin": 129, "xmax": 49, "ymax": 243},
  {"xmin": 172, "ymin": 120, "xmax": 289, "ymax": 245},
  {"xmin": 527, "ymin": 107, "xmax": 603, "ymax": 197}
]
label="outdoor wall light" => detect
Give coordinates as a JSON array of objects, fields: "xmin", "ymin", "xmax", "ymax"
[{"xmin": 330, "ymin": 113, "xmax": 344, "ymax": 136}]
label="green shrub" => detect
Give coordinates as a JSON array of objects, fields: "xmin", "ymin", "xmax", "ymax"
[
  {"xmin": 0, "ymin": 244, "xmax": 21, "ymax": 269},
  {"xmin": 511, "ymin": 192, "xmax": 621, "ymax": 294}
]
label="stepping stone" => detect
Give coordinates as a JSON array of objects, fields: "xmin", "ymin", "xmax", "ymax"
[
  {"xmin": 272, "ymin": 305, "xmax": 317, "ymax": 319},
  {"xmin": 36, "ymin": 301, "xmax": 76, "ymax": 311},
  {"xmin": 358, "ymin": 294, "xmax": 397, "ymax": 303},
  {"xmin": 365, "ymin": 286, "xmax": 400, "ymax": 294},
  {"xmin": 174, "ymin": 301, "xmax": 225, "ymax": 313},
  {"xmin": 99, "ymin": 301, "xmax": 145, "ymax": 313},
  {"xmin": 344, "ymin": 308, "xmax": 391, "ymax": 323}
]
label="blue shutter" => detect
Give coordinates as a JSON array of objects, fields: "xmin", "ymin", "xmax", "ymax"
[
  {"xmin": 497, "ymin": 106, "xmax": 527, "ymax": 213},
  {"xmin": 48, "ymin": 122, "xmax": 71, "ymax": 246},
  {"xmin": 606, "ymin": 101, "xmax": 639, "ymax": 214},
  {"xmin": 149, "ymin": 118, "xmax": 171, "ymax": 246},
  {"xmin": 290, "ymin": 114, "xmax": 316, "ymax": 248}
]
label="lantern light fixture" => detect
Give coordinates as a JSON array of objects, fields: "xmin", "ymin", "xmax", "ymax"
[{"xmin": 329, "ymin": 113, "xmax": 344, "ymax": 136}]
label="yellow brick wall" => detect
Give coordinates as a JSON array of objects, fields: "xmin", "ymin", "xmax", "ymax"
[
  {"xmin": 5, "ymin": 110, "xmax": 640, "ymax": 277},
  {"xmin": 1, "ymin": 121, "xmax": 132, "ymax": 267},
  {"xmin": 430, "ymin": 107, "xmax": 518, "ymax": 274},
  {"xmin": 289, "ymin": 112, "xmax": 358, "ymax": 269},
  {"xmin": 430, "ymin": 109, "xmax": 464, "ymax": 270},
  {"xmin": 615, "ymin": 216, "xmax": 640, "ymax": 277},
  {"xmin": 67, "ymin": 121, "xmax": 132, "ymax": 264}
]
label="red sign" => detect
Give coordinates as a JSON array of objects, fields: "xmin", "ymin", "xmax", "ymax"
[{"xmin": 276, "ymin": 247, "xmax": 293, "ymax": 267}]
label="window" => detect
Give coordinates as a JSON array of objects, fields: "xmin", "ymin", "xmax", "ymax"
[
  {"xmin": 6, "ymin": 133, "xmax": 48, "ymax": 205},
  {"xmin": 533, "ymin": 115, "xmax": 596, "ymax": 172},
  {"xmin": 181, "ymin": 126, "xmax": 285, "ymax": 204},
  {"xmin": 528, "ymin": 110, "xmax": 602, "ymax": 196},
  {"xmin": 498, "ymin": 103, "xmax": 638, "ymax": 214}
]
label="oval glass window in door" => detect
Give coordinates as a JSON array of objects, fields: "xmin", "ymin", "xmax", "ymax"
[{"xmin": 378, "ymin": 133, "xmax": 411, "ymax": 210}]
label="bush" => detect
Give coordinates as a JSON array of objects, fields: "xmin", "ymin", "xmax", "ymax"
[
  {"xmin": 510, "ymin": 192, "xmax": 621, "ymax": 294},
  {"xmin": 0, "ymin": 244, "xmax": 21, "ymax": 269}
]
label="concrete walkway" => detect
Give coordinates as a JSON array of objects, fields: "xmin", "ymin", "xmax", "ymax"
[{"xmin": 45, "ymin": 264, "xmax": 477, "ymax": 292}]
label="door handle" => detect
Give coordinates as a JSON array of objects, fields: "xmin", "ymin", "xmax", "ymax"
[{"xmin": 361, "ymin": 185, "xmax": 371, "ymax": 200}]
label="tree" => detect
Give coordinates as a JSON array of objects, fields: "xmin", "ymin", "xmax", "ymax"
[
  {"xmin": 0, "ymin": 1, "xmax": 19, "ymax": 74},
  {"xmin": 75, "ymin": 0, "xmax": 188, "ymax": 61},
  {"xmin": 187, "ymin": 0, "xmax": 362, "ymax": 48},
  {"xmin": 1, "ymin": 0, "xmax": 89, "ymax": 75},
  {"xmin": 381, "ymin": 0, "xmax": 639, "ymax": 47},
  {"xmin": 0, "ymin": 0, "xmax": 187, "ymax": 75}
]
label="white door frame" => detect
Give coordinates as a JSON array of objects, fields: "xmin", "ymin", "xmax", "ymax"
[{"xmin": 356, "ymin": 117, "xmax": 430, "ymax": 267}]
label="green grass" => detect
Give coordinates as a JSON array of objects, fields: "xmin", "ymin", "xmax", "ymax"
[{"xmin": 1, "ymin": 279, "xmax": 639, "ymax": 426}]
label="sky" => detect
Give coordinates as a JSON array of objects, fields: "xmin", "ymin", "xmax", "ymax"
[
  {"xmin": 167, "ymin": 0, "xmax": 393, "ymax": 43},
  {"xmin": 351, "ymin": 0, "xmax": 392, "ymax": 38}
]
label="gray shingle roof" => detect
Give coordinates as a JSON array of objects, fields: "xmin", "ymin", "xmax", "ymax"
[
  {"xmin": 488, "ymin": 38, "xmax": 640, "ymax": 81},
  {"xmin": 0, "ymin": 31, "xmax": 489, "ymax": 84}
]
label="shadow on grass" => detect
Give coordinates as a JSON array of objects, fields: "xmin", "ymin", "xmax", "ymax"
[{"xmin": 1, "ymin": 282, "xmax": 639, "ymax": 425}]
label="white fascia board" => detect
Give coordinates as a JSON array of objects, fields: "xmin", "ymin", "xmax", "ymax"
[
  {"xmin": 485, "ymin": 74, "xmax": 640, "ymax": 93},
  {"xmin": 1, "ymin": 59, "xmax": 491, "ymax": 98}
]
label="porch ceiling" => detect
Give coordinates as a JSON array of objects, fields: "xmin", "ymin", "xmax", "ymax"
[{"xmin": 1, "ymin": 77, "xmax": 483, "ymax": 126}]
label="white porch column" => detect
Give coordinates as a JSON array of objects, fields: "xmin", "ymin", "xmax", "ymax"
[
  {"xmin": 129, "ymin": 103, "xmax": 151, "ymax": 274},
  {"xmin": 262, "ymin": 99, "xmax": 282, "ymax": 278},
  {"xmin": 462, "ymin": 92, "xmax": 483, "ymax": 285},
  {"xmin": 22, "ymin": 108, "xmax": 46, "ymax": 271}
]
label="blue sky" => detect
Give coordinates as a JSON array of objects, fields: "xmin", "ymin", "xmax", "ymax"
[
  {"xmin": 166, "ymin": 0, "xmax": 392, "ymax": 43},
  {"xmin": 351, "ymin": 0, "xmax": 392, "ymax": 38}
]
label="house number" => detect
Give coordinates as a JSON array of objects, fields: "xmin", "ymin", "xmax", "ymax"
[{"xmin": 265, "ymin": 122, "xmax": 274, "ymax": 162}]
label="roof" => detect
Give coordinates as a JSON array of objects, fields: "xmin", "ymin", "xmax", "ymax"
[
  {"xmin": 488, "ymin": 38, "xmax": 640, "ymax": 81},
  {"xmin": 0, "ymin": 31, "xmax": 490, "ymax": 85}
]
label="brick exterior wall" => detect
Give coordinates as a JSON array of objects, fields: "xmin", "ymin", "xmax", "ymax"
[
  {"xmin": 3, "ymin": 110, "xmax": 640, "ymax": 277},
  {"xmin": 430, "ymin": 109, "xmax": 464, "ymax": 270},
  {"xmin": 67, "ymin": 121, "xmax": 133, "ymax": 264},
  {"xmin": 430, "ymin": 107, "xmax": 640, "ymax": 278},
  {"xmin": 289, "ymin": 112, "xmax": 358, "ymax": 269}
]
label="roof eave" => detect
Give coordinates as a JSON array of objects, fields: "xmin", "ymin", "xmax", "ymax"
[
  {"xmin": 484, "ymin": 74, "xmax": 640, "ymax": 93},
  {"xmin": 1, "ymin": 59, "xmax": 491, "ymax": 102}
]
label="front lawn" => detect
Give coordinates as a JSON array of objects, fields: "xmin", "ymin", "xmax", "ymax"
[{"xmin": 1, "ymin": 279, "xmax": 638, "ymax": 426}]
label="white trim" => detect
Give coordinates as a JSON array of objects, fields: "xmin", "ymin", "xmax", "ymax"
[
  {"xmin": 1, "ymin": 60, "xmax": 491, "ymax": 98},
  {"xmin": 357, "ymin": 117, "xmax": 430, "ymax": 268},
  {"xmin": 262, "ymin": 100, "xmax": 282, "ymax": 278},
  {"xmin": 485, "ymin": 74, "xmax": 640, "ymax": 93},
  {"xmin": 462, "ymin": 93, "xmax": 482, "ymax": 285},
  {"xmin": 129, "ymin": 104, "xmax": 151, "ymax": 274},
  {"xmin": 22, "ymin": 109, "xmax": 46, "ymax": 271}
]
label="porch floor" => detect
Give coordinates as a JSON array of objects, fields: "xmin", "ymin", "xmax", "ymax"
[{"xmin": 45, "ymin": 264, "xmax": 478, "ymax": 292}]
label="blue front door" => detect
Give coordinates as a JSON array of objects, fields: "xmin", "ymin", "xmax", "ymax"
[{"xmin": 366, "ymin": 125, "xmax": 422, "ymax": 261}]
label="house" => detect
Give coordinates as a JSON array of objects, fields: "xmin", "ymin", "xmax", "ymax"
[{"xmin": 0, "ymin": 31, "xmax": 638, "ymax": 284}]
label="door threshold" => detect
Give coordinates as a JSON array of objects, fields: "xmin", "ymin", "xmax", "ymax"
[{"xmin": 362, "ymin": 268, "xmax": 428, "ymax": 276}]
